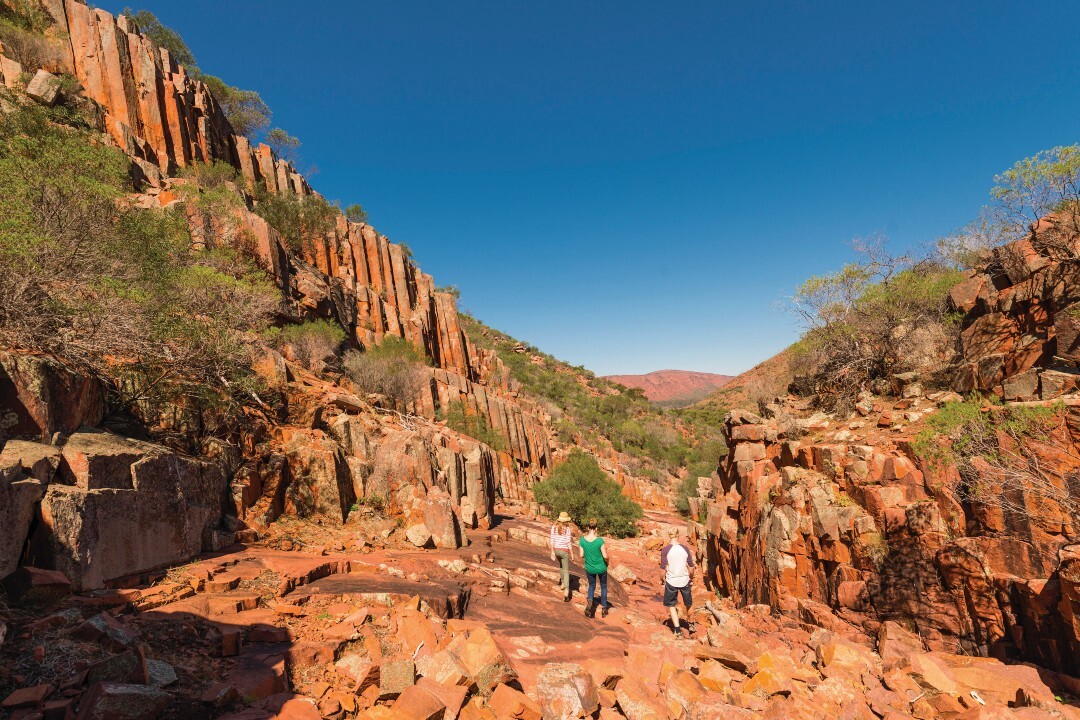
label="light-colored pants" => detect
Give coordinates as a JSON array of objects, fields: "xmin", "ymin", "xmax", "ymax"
[{"xmin": 554, "ymin": 550, "xmax": 570, "ymax": 590}]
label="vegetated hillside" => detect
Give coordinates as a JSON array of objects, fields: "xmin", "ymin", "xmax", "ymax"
[
  {"xmin": 603, "ymin": 369, "xmax": 734, "ymax": 407},
  {"xmin": 695, "ymin": 344, "xmax": 797, "ymax": 412}
]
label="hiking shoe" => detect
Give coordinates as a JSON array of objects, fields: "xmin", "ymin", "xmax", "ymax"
[
  {"xmin": 673, "ymin": 628, "xmax": 683, "ymax": 639},
  {"xmin": 601, "ymin": 605, "xmax": 610, "ymax": 618},
  {"xmin": 687, "ymin": 621, "xmax": 697, "ymax": 634},
  {"xmin": 584, "ymin": 601, "xmax": 597, "ymax": 618}
]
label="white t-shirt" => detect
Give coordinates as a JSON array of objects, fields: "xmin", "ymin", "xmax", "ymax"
[{"xmin": 661, "ymin": 542, "xmax": 694, "ymax": 588}]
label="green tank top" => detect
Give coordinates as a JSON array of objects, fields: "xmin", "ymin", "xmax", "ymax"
[{"xmin": 579, "ymin": 536, "xmax": 607, "ymax": 574}]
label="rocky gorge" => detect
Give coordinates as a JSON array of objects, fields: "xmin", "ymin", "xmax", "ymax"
[{"xmin": 0, "ymin": 1, "xmax": 1078, "ymax": 719}]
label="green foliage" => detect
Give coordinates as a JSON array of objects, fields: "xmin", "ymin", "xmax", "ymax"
[
  {"xmin": 674, "ymin": 474, "xmax": 701, "ymax": 516},
  {"xmin": 0, "ymin": 103, "xmax": 278, "ymax": 407},
  {"xmin": 200, "ymin": 74, "xmax": 270, "ymax": 138},
  {"xmin": 0, "ymin": 13, "xmax": 53, "ymax": 70},
  {"xmin": 123, "ymin": 9, "xmax": 197, "ymax": 68},
  {"xmin": 342, "ymin": 335, "xmax": 429, "ymax": 411},
  {"xmin": 435, "ymin": 284, "xmax": 461, "ymax": 299},
  {"xmin": 912, "ymin": 397, "xmax": 1058, "ymax": 467},
  {"xmin": 440, "ymin": 400, "xmax": 506, "ymax": 451},
  {"xmin": 254, "ymin": 190, "xmax": 338, "ymax": 251},
  {"xmin": 266, "ymin": 127, "xmax": 300, "ymax": 163},
  {"xmin": 790, "ymin": 237, "xmax": 962, "ymax": 408},
  {"xmin": 344, "ymin": 203, "xmax": 367, "ymax": 224},
  {"xmin": 459, "ymin": 313, "xmax": 728, "ymax": 480},
  {"xmin": 532, "ymin": 450, "xmax": 643, "ymax": 537},
  {"xmin": 268, "ymin": 319, "xmax": 345, "ymax": 368},
  {"xmin": 991, "ymin": 145, "xmax": 1080, "ymax": 230}
]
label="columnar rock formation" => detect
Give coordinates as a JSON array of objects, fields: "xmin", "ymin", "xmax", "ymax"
[{"xmin": 0, "ymin": 0, "xmax": 561, "ymax": 589}]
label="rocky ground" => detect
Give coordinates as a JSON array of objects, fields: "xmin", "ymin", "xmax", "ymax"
[{"xmin": 1, "ymin": 504, "xmax": 1078, "ymax": 720}]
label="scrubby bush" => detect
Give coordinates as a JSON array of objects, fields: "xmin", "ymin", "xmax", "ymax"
[
  {"xmin": 342, "ymin": 335, "xmax": 428, "ymax": 410},
  {"xmin": 123, "ymin": 9, "xmax": 197, "ymax": 68},
  {"xmin": 532, "ymin": 450, "xmax": 643, "ymax": 537},
  {"xmin": 254, "ymin": 190, "xmax": 338, "ymax": 251},
  {"xmin": 0, "ymin": 103, "xmax": 278, "ymax": 407},
  {"xmin": 789, "ymin": 236, "xmax": 962, "ymax": 409},
  {"xmin": 440, "ymin": 400, "xmax": 506, "ymax": 451},
  {"xmin": 177, "ymin": 161, "xmax": 247, "ymax": 249},
  {"xmin": 268, "ymin": 319, "xmax": 345, "ymax": 369},
  {"xmin": 674, "ymin": 475, "xmax": 703, "ymax": 516},
  {"xmin": 0, "ymin": 17, "xmax": 54, "ymax": 70}
]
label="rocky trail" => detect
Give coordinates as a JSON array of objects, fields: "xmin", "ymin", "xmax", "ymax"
[{"xmin": 2, "ymin": 503, "xmax": 1079, "ymax": 720}]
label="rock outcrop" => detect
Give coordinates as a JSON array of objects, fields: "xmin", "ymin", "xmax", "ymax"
[
  {"xmin": 698, "ymin": 393, "xmax": 1080, "ymax": 676},
  {"xmin": 951, "ymin": 222, "xmax": 1080, "ymax": 399}
]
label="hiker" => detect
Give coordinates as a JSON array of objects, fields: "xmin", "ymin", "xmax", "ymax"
[
  {"xmin": 549, "ymin": 512, "xmax": 574, "ymax": 602},
  {"xmin": 578, "ymin": 518, "xmax": 610, "ymax": 618},
  {"xmin": 660, "ymin": 527, "xmax": 696, "ymax": 638}
]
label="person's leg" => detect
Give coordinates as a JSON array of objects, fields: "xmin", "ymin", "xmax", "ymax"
[
  {"xmin": 599, "ymin": 573, "xmax": 609, "ymax": 615},
  {"xmin": 556, "ymin": 550, "xmax": 570, "ymax": 591},
  {"xmin": 587, "ymin": 572, "xmax": 597, "ymax": 603},
  {"xmin": 663, "ymin": 582, "xmax": 681, "ymax": 633},
  {"xmin": 682, "ymin": 585, "xmax": 694, "ymax": 632}
]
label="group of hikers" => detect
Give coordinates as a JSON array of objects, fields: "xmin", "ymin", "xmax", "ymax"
[{"xmin": 548, "ymin": 513, "xmax": 696, "ymax": 637}]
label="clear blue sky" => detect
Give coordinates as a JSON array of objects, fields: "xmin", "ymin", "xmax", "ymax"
[{"xmin": 123, "ymin": 1, "xmax": 1080, "ymax": 376}]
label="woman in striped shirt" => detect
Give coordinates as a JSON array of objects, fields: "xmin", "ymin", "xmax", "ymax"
[{"xmin": 549, "ymin": 512, "xmax": 574, "ymax": 602}]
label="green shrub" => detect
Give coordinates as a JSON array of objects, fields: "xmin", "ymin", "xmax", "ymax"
[
  {"xmin": 123, "ymin": 9, "xmax": 197, "ymax": 68},
  {"xmin": 440, "ymin": 400, "xmax": 506, "ymax": 451},
  {"xmin": 0, "ymin": 103, "xmax": 278, "ymax": 407},
  {"xmin": 342, "ymin": 335, "xmax": 428, "ymax": 411},
  {"xmin": 344, "ymin": 203, "xmax": 367, "ymax": 224},
  {"xmin": 674, "ymin": 475, "xmax": 701, "ymax": 516},
  {"xmin": 270, "ymin": 319, "xmax": 345, "ymax": 369},
  {"xmin": 532, "ymin": 450, "xmax": 643, "ymax": 537},
  {"xmin": 200, "ymin": 74, "xmax": 270, "ymax": 138},
  {"xmin": 254, "ymin": 190, "xmax": 338, "ymax": 251}
]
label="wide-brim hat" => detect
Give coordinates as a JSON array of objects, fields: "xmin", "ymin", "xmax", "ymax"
[{"xmin": 556, "ymin": 512, "xmax": 572, "ymax": 524}]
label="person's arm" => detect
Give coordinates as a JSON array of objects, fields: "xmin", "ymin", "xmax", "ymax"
[
  {"xmin": 549, "ymin": 527, "xmax": 556, "ymax": 560},
  {"xmin": 600, "ymin": 541, "xmax": 609, "ymax": 561},
  {"xmin": 684, "ymin": 543, "xmax": 696, "ymax": 580},
  {"xmin": 659, "ymin": 544, "xmax": 670, "ymax": 584}
]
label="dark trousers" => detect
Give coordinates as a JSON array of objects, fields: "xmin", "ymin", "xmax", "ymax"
[{"xmin": 587, "ymin": 571, "xmax": 608, "ymax": 607}]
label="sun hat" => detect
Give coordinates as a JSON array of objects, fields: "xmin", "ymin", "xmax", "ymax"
[{"xmin": 557, "ymin": 512, "xmax": 572, "ymax": 523}]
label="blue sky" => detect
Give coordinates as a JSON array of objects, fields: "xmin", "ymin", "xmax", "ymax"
[{"xmin": 125, "ymin": 1, "xmax": 1080, "ymax": 375}]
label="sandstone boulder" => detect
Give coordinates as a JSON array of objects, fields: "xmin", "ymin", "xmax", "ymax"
[
  {"xmin": 26, "ymin": 69, "xmax": 61, "ymax": 105},
  {"xmin": 536, "ymin": 663, "xmax": 599, "ymax": 720}
]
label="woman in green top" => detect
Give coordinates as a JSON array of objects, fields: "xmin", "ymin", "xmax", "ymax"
[{"xmin": 578, "ymin": 518, "xmax": 610, "ymax": 618}]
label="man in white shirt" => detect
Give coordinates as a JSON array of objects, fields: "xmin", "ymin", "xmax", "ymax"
[{"xmin": 660, "ymin": 527, "xmax": 695, "ymax": 638}]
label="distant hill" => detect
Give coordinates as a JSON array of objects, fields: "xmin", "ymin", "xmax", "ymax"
[
  {"xmin": 604, "ymin": 370, "xmax": 734, "ymax": 407},
  {"xmin": 694, "ymin": 345, "xmax": 797, "ymax": 412}
]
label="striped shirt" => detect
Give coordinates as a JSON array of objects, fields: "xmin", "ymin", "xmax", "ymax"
[{"xmin": 550, "ymin": 525, "xmax": 573, "ymax": 551}]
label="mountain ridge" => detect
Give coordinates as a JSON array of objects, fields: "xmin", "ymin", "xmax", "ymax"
[{"xmin": 603, "ymin": 369, "xmax": 734, "ymax": 406}]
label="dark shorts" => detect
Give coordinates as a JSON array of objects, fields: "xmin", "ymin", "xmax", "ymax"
[{"xmin": 663, "ymin": 581, "xmax": 692, "ymax": 608}]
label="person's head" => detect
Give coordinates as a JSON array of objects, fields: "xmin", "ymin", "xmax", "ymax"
[
  {"xmin": 556, "ymin": 511, "xmax": 572, "ymax": 527},
  {"xmin": 588, "ymin": 518, "xmax": 598, "ymax": 532},
  {"xmin": 668, "ymin": 528, "xmax": 680, "ymax": 541}
]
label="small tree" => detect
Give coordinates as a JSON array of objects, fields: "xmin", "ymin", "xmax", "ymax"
[
  {"xmin": 344, "ymin": 203, "xmax": 367, "ymax": 224},
  {"xmin": 342, "ymin": 335, "xmax": 428, "ymax": 410},
  {"xmin": 123, "ymin": 9, "xmax": 197, "ymax": 68},
  {"xmin": 532, "ymin": 450, "xmax": 643, "ymax": 538},
  {"xmin": 200, "ymin": 74, "xmax": 271, "ymax": 138},
  {"xmin": 266, "ymin": 127, "xmax": 300, "ymax": 163},
  {"xmin": 991, "ymin": 145, "xmax": 1080, "ymax": 260}
]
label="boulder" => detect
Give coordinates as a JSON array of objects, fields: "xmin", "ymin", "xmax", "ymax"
[
  {"xmin": 30, "ymin": 434, "xmax": 226, "ymax": 590},
  {"xmin": 614, "ymin": 676, "xmax": 668, "ymax": 720},
  {"xmin": 536, "ymin": 663, "xmax": 599, "ymax": 720},
  {"xmin": 75, "ymin": 682, "xmax": 170, "ymax": 720},
  {"xmin": 446, "ymin": 627, "xmax": 516, "ymax": 694},
  {"xmin": 26, "ymin": 69, "xmax": 62, "ymax": 105},
  {"xmin": 392, "ymin": 685, "xmax": 445, "ymax": 720},
  {"xmin": 0, "ymin": 351, "xmax": 103, "ymax": 440},
  {"xmin": 1, "ymin": 566, "xmax": 71, "ymax": 605},
  {"xmin": 488, "ymin": 684, "xmax": 541, "ymax": 720},
  {"xmin": 379, "ymin": 658, "xmax": 416, "ymax": 699}
]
